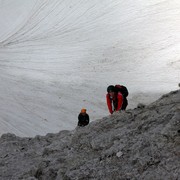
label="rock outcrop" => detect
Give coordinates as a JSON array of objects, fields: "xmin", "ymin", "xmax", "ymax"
[{"xmin": 0, "ymin": 90, "xmax": 180, "ymax": 180}]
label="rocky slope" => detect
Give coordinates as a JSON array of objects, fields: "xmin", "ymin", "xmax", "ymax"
[{"xmin": 0, "ymin": 90, "xmax": 180, "ymax": 180}]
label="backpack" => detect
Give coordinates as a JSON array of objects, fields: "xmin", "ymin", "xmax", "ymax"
[{"xmin": 115, "ymin": 84, "xmax": 129, "ymax": 97}]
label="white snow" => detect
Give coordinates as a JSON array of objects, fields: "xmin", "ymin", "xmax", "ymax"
[{"xmin": 0, "ymin": 0, "xmax": 179, "ymax": 137}]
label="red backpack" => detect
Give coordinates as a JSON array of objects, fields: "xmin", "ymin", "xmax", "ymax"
[{"xmin": 115, "ymin": 85, "xmax": 129, "ymax": 97}]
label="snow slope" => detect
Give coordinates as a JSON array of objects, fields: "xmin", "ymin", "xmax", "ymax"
[{"xmin": 0, "ymin": 0, "xmax": 179, "ymax": 136}]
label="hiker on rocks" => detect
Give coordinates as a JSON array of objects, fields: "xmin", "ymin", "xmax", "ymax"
[
  {"xmin": 78, "ymin": 108, "xmax": 89, "ymax": 127},
  {"xmin": 106, "ymin": 85, "xmax": 128, "ymax": 114}
]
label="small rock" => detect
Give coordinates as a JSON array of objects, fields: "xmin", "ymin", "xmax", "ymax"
[
  {"xmin": 137, "ymin": 103, "xmax": 145, "ymax": 109},
  {"xmin": 116, "ymin": 151, "xmax": 123, "ymax": 157}
]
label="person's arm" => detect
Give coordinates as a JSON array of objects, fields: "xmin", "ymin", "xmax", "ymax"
[
  {"xmin": 106, "ymin": 94, "xmax": 113, "ymax": 114},
  {"xmin": 78, "ymin": 114, "xmax": 81, "ymax": 121},
  {"xmin": 116, "ymin": 93, "xmax": 123, "ymax": 111},
  {"xmin": 78, "ymin": 114, "xmax": 82, "ymax": 126},
  {"xmin": 85, "ymin": 114, "xmax": 89, "ymax": 124}
]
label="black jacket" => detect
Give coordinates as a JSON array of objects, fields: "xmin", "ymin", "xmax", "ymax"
[{"xmin": 78, "ymin": 113, "xmax": 89, "ymax": 126}]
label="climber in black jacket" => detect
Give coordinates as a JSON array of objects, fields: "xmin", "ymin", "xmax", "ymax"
[{"xmin": 78, "ymin": 108, "xmax": 89, "ymax": 127}]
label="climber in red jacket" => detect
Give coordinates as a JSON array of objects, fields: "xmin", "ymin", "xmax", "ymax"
[{"xmin": 106, "ymin": 85, "xmax": 123, "ymax": 114}]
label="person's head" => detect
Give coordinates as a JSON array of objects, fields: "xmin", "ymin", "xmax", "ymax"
[
  {"xmin": 81, "ymin": 108, "xmax": 87, "ymax": 115},
  {"xmin": 107, "ymin": 85, "xmax": 116, "ymax": 98}
]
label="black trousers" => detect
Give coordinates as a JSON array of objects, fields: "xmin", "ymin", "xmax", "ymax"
[
  {"xmin": 113, "ymin": 97, "xmax": 128, "ymax": 110},
  {"xmin": 121, "ymin": 97, "xmax": 128, "ymax": 110}
]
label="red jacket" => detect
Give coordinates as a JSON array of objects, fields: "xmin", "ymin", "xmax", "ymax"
[{"xmin": 106, "ymin": 92, "xmax": 123, "ymax": 114}]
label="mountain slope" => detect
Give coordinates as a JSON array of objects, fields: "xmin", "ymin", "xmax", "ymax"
[{"xmin": 0, "ymin": 89, "xmax": 179, "ymax": 180}]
